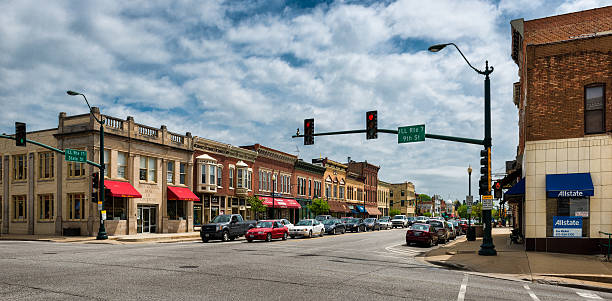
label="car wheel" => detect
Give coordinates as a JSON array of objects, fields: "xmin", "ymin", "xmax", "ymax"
[
  {"xmin": 282, "ymin": 233, "xmax": 288, "ymax": 241},
  {"xmin": 222, "ymin": 230, "xmax": 230, "ymax": 242},
  {"xmin": 308, "ymin": 230, "xmax": 313, "ymax": 238},
  {"xmin": 342, "ymin": 228, "xmax": 346, "ymax": 234},
  {"xmin": 265, "ymin": 233, "xmax": 272, "ymax": 242},
  {"xmin": 332, "ymin": 228, "xmax": 336, "ymax": 235},
  {"xmin": 320, "ymin": 229, "xmax": 324, "ymax": 237},
  {"xmin": 247, "ymin": 239, "xmax": 253, "ymax": 243},
  {"xmin": 428, "ymin": 238, "xmax": 433, "ymax": 247},
  {"xmin": 229, "ymin": 236, "xmax": 236, "ymax": 241},
  {"xmin": 290, "ymin": 235, "xmax": 295, "ymax": 239},
  {"xmin": 201, "ymin": 237, "xmax": 209, "ymax": 243}
]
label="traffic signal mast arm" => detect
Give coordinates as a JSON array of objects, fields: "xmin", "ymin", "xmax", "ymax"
[
  {"xmin": 293, "ymin": 128, "xmax": 485, "ymax": 146},
  {"xmin": 0, "ymin": 134, "xmax": 102, "ymax": 168}
]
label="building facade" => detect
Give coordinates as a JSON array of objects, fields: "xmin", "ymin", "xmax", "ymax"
[
  {"xmin": 389, "ymin": 182, "xmax": 416, "ymax": 216},
  {"xmin": 347, "ymin": 160, "xmax": 381, "ymax": 216},
  {"xmin": 293, "ymin": 159, "xmax": 326, "ymax": 220},
  {"xmin": 377, "ymin": 180, "xmax": 391, "ymax": 216},
  {"xmin": 1, "ymin": 109, "xmax": 195, "ymax": 236},
  {"xmin": 192, "ymin": 137, "xmax": 258, "ymax": 226},
  {"xmin": 312, "ymin": 157, "xmax": 350, "ymax": 217},
  {"xmin": 506, "ymin": 6, "xmax": 612, "ymax": 253}
]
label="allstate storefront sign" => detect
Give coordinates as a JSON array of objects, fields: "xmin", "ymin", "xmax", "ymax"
[
  {"xmin": 555, "ymin": 190, "xmax": 584, "ymax": 197},
  {"xmin": 553, "ymin": 216, "xmax": 582, "ymax": 237}
]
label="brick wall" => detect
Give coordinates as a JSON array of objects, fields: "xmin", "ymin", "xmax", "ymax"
[{"xmin": 524, "ymin": 6, "xmax": 612, "ymax": 45}]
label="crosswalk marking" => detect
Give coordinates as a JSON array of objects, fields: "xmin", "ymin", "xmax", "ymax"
[
  {"xmin": 457, "ymin": 274, "xmax": 468, "ymax": 301},
  {"xmin": 523, "ymin": 285, "xmax": 540, "ymax": 301},
  {"xmin": 576, "ymin": 292, "xmax": 603, "ymax": 299}
]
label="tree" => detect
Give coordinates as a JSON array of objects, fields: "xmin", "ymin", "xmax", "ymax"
[
  {"xmin": 423, "ymin": 212, "xmax": 432, "ymax": 217},
  {"xmin": 389, "ymin": 208, "xmax": 401, "ymax": 217},
  {"xmin": 308, "ymin": 198, "xmax": 330, "ymax": 216},
  {"xmin": 472, "ymin": 203, "xmax": 483, "ymax": 222},
  {"xmin": 418, "ymin": 193, "xmax": 431, "ymax": 202},
  {"xmin": 457, "ymin": 205, "xmax": 468, "ymax": 219},
  {"xmin": 247, "ymin": 196, "xmax": 267, "ymax": 220}
]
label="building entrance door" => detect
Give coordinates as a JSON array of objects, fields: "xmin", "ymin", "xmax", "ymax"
[
  {"xmin": 137, "ymin": 205, "xmax": 157, "ymax": 233},
  {"xmin": 193, "ymin": 204, "xmax": 202, "ymax": 226}
]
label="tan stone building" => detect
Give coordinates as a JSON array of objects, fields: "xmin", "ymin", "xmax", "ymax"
[
  {"xmin": 312, "ymin": 157, "xmax": 349, "ymax": 216},
  {"xmin": 389, "ymin": 182, "xmax": 416, "ymax": 217},
  {"xmin": 1, "ymin": 109, "xmax": 195, "ymax": 236},
  {"xmin": 377, "ymin": 180, "xmax": 391, "ymax": 216}
]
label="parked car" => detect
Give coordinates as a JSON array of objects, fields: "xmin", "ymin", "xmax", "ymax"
[
  {"xmin": 200, "ymin": 214, "xmax": 257, "ymax": 242},
  {"xmin": 415, "ymin": 216, "xmax": 429, "ymax": 224},
  {"xmin": 391, "ymin": 215, "xmax": 408, "ymax": 228},
  {"xmin": 315, "ymin": 215, "xmax": 333, "ymax": 221},
  {"xmin": 446, "ymin": 221, "xmax": 456, "ymax": 240},
  {"xmin": 363, "ymin": 218, "xmax": 381, "ymax": 231},
  {"xmin": 406, "ymin": 216, "xmax": 417, "ymax": 226},
  {"xmin": 451, "ymin": 220, "xmax": 462, "ymax": 236},
  {"xmin": 378, "ymin": 216, "xmax": 392, "ymax": 230},
  {"xmin": 427, "ymin": 219, "xmax": 448, "ymax": 244},
  {"xmin": 344, "ymin": 218, "xmax": 366, "ymax": 232},
  {"xmin": 406, "ymin": 223, "xmax": 438, "ymax": 247},
  {"xmin": 246, "ymin": 220, "xmax": 288, "ymax": 242},
  {"xmin": 279, "ymin": 218, "xmax": 294, "ymax": 231},
  {"xmin": 322, "ymin": 219, "xmax": 346, "ymax": 235},
  {"xmin": 289, "ymin": 219, "xmax": 325, "ymax": 238}
]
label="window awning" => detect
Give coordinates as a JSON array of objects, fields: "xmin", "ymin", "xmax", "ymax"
[
  {"xmin": 167, "ymin": 186, "xmax": 200, "ymax": 201},
  {"xmin": 504, "ymin": 178, "xmax": 525, "ymax": 196},
  {"xmin": 546, "ymin": 173, "xmax": 594, "ymax": 198},
  {"xmin": 356, "ymin": 205, "xmax": 365, "ymax": 213},
  {"xmin": 365, "ymin": 206, "xmax": 382, "ymax": 215},
  {"xmin": 104, "ymin": 180, "xmax": 142, "ymax": 198},
  {"xmin": 258, "ymin": 197, "xmax": 301, "ymax": 209},
  {"xmin": 328, "ymin": 200, "xmax": 350, "ymax": 213}
]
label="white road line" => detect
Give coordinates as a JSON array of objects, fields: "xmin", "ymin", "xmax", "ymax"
[
  {"xmin": 523, "ymin": 285, "xmax": 540, "ymax": 301},
  {"xmin": 576, "ymin": 291, "xmax": 603, "ymax": 299},
  {"xmin": 457, "ymin": 273, "xmax": 468, "ymax": 301}
]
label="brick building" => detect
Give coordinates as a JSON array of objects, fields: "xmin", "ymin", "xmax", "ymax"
[
  {"xmin": 389, "ymin": 182, "xmax": 416, "ymax": 216},
  {"xmin": 505, "ymin": 6, "xmax": 612, "ymax": 253},
  {"xmin": 293, "ymin": 159, "xmax": 325, "ymax": 220},
  {"xmin": 347, "ymin": 160, "xmax": 381, "ymax": 216},
  {"xmin": 1, "ymin": 109, "xmax": 196, "ymax": 236},
  {"xmin": 312, "ymin": 157, "xmax": 350, "ymax": 217}
]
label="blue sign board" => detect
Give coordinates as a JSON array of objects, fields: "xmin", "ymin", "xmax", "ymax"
[{"xmin": 553, "ymin": 216, "xmax": 582, "ymax": 237}]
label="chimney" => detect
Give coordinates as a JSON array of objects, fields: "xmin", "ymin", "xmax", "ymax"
[{"xmin": 347, "ymin": 156, "xmax": 351, "ymax": 163}]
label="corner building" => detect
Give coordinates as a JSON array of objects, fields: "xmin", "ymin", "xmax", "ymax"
[
  {"xmin": 1, "ymin": 109, "xmax": 195, "ymax": 236},
  {"xmin": 506, "ymin": 6, "xmax": 612, "ymax": 253}
]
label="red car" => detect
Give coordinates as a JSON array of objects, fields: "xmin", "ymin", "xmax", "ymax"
[
  {"xmin": 406, "ymin": 223, "xmax": 438, "ymax": 247},
  {"xmin": 246, "ymin": 220, "xmax": 288, "ymax": 242}
]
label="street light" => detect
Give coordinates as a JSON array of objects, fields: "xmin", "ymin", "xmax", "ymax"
[
  {"xmin": 428, "ymin": 43, "xmax": 496, "ymax": 256},
  {"xmin": 67, "ymin": 90, "xmax": 107, "ymax": 240}
]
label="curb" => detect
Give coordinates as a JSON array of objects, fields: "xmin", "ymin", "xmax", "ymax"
[
  {"xmin": 533, "ymin": 277, "xmax": 612, "ymax": 294},
  {"xmin": 425, "ymin": 260, "xmax": 469, "ymax": 271}
]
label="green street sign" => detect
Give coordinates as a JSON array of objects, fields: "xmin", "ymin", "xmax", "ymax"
[
  {"xmin": 65, "ymin": 149, "xmax": 87, "ymax": 163},
  {"xmin": 398, "ymin": 124, "xmax": 425, "ymax": 143}
]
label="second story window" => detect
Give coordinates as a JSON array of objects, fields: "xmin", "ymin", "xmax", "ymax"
[
  {"xmin": 38, "ymin": 152, "xmax": 54, "ymax": 180},
  {"xmin": 217, "ymin": 166, "xmax": 222, "ymax": 187},
  {"xmin": 103, "ymin": 149, "xmax": 109, "ymax": 177},
  {"xmin": 237, "ymin": 168, "xmax": 243, "ymax": 188},
  {"xmin": 139, "ymin": 156, "xmax": 157, "ymax": 182},
  {"xmin": 248, "ymin": 170, "xmax": 252, "ymax": 190},
  {"xmin": 67, "ymin": 162, "xmax": 85, "ymax": 178},
  {"xmin": 339, "ymin": 186, "xmax": 344, "ymax": 199},
  {"xmin": 117, "ymin": 152, "xmax": 127, "ymax": 179},
  {"xmin": 201, "ymin": 164, "xmax": 207, "ymax": 184},
  {"xmin": 167, "ymin": 161, "xmax": 174, "ymax": 184},
  {"xmin": 210, "ymin": 165, "xmax": 216, "ymax": 185},
  {"xmin": 13, "ymin": 154, "xmax": 27, "ymax": 180},
  {"xmin": 229, "ymin": 167, "xmax": 234, "ymax": 189},
  {"xmin": 585, "ymin": 85, "xmax": 605, "ymax": 134},
  {"xmin": 180, "ymin": 163, "xmax": 186, "ymax": 184}
]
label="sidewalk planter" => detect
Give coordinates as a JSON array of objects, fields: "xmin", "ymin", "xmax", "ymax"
[
  {"xmin": 467, "ymin": 227, "xmax": 476, "ymax": 241},
  {"xmin": 474, "ymin": 225, "xmax": 484, "ymax": 237}
]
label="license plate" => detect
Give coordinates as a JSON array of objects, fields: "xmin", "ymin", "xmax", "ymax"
[
  {"xmin": 414, "ymin": 232, "xmax": 421, "ymax": 236},
  {"xmin": 249, "ymin": 235, "xmax": 254, "ymax": 238},
  {"xmin": 205, "ymin": 234, "xmax": 209, "ymax": 237}
]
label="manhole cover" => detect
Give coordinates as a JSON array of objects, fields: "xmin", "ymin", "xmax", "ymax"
[{"xmin": 179, "ymin": 265, "xmax": 199, "ymax": 269}]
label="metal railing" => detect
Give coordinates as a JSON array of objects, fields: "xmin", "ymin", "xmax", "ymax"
[{"xmin": 600, "ymin": 231, "xmax": 611, "ymax": 261}]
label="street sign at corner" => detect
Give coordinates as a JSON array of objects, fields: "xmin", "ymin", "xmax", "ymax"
[
  {"xmin": 398, "ymin": 124, "xmax": 425, "ymax": 143},
  {"xmin": 65, "ymin": 148, "xmax": 87, "ymax": 163}
]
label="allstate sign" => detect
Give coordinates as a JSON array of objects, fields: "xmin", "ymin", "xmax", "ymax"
[
  {"xmin": 556, "ymin": 190, "xmax": 583, "ymax": 197},
  {"xmin": 553, "ymin": 216, "xmax": 582, "ymax": 237}
]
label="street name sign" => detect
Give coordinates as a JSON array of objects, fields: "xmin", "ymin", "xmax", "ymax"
[
  {"xmin": 398, "ymin": 124, "xmax": 425, "ymax": 143},
  {"xmin": 466, "ymin": 195, "xmax": 473, "ymax": 205},
  {"xmin": 65, "ymin": 149, "xmax": 87, "ymax": 163},
  {"xmin": 553, "ymin": 216, "xmax": 582, "ymax": 237},
  {"xmin": 482, "ymin": 195, "xmax": 493, "ymax": 210}
]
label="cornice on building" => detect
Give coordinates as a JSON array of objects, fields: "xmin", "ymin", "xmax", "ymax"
[
  {"xmin": 193, "ymin": 136, "xmax": 258, "ymax": 162},
  {"xmin": 241, "ymin": 144, "xmax": 297, "ymax": 165}
]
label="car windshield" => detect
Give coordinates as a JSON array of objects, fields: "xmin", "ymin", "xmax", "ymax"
[
  {"xmin": 315, "ymin": 216, "xmax": 327, "ymax": 221},
  {"xmin": 322, "ymin": 220, "xmax": 336, "ymax": 225},
  {"xmin": 364, "ymin": 218, "xmax": 375, "ymax": 222},
  {"xmin": 379, "ymin": 217, "xmax": 389, "ymax": 222},
  {"xmin": 349, "ymin": 218, "xmax": 360, "ymax": 223},
  {"xmin": 211, "ymin": 215, "xmax": 230, "ymax": 223},
  {"xmin": 296, "ymin": 220, "xmax": 313, "ymax": 226},
  {"xmin": 392, "ymin": 215, "xmax": 404, "ymax": 220},
  {"xmin": 256, "ymin": 221, "xmax": 273, "ymax": 228},
  {"xmin": 407, "ymin": 217, "xmax": 416, "ymax": 221},
  {"xmin": 417, "ymin": 216, "xmax": 427, "ymax": 220},
  {"xmin": 412, "ymin": 224, "xmax": 429, "ymax": 231},
  {"xmin": 429, "ymin": 221, "xmax": 443, "ymax": 227}
]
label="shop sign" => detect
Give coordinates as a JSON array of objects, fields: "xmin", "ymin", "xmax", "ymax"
[
  {"xmin": 556, "ymin": 190, "xmax": 584, "ymax": 197},
  {"xmin": 553, "ymin": 216, "xmax": 582, "ymax": 237},
  {"xmin": 575, "ymin": 211, "xmax": 589, "ymax": 217}
]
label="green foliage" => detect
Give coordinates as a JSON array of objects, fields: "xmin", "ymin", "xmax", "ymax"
[
  {"xmin": 417, "ymin": 194, "xmax": 431, "ymax": 202},
  {"xmin": 307, "ymin": 198, "xmax": 330, "ymax": 216},
  {"xmin": 457, "ymin": 205, "xmax": 468, "ymax": 219},
  {"xmin": 389, "ymin": 208, "xmax": 401, "ymax": 217},
  {"xmin": 492, "ymin": 209, "xmax": 499, "ymax": 220},
  {"xmin": 473, "ymin": 203, "xmax": 482, "ymax": 222},
  {"xmin": 247, "ymin": 196, "xmax": 267, "ymax": 219},
  {"xmin": 423, "ymin": 212, "xmax": 432, "ymax": 217}
]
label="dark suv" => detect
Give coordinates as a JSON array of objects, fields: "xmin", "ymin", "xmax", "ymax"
[
  {"xmin": 345, "ymin": 218, "xmax": 366, "ymax": 232},
  {"xmin": 426, "ymin": 219, "xmax": 448, "ymax": 244}
]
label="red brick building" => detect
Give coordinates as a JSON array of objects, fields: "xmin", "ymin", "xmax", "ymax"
[
  {"xmin": 293, "ymin": 159, "xmax": 325, "ymax": 220},
  {"xmin": 506, "ymin": 6, "xmax": 612, "ymax": 253},
  {"xmin": 347, "ymin": 160, "xmax": 380, "ymax": 216}
]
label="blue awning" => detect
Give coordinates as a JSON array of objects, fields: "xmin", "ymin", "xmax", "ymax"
[
  {"xmin": 505, "ymin": 178, "xmax": 525, "ymax": 196},
  {"xmin": 356, "ymin": 205, "xmax": 365, "ymax": 213},
  {"xmin": 546, "ymin": 173, "xmax": 594, "ymax": 198},
  {"xmin": 350, "ymin": 209, "xmax": 359, "ymax": 214}
]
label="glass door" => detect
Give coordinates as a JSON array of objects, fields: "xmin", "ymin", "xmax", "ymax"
[
  {"xmin": 194, "ymin": 204, "xmax": 202, "ymax": 226},
  {"xmin": 143, "ymin": 207, "xmax": 150, "ymax": 233},
  {"xmin": 137, "ymin": 207, "xmax": 142, "ymax": 233}
]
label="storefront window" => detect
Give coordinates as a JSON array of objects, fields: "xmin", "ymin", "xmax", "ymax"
[
  {"xmin": 168, "ymin": 200, "xmax": 186, "ymax": 220},
  {"xmin": 105, "ymin": 197, "xmax": 127, "ymax": 220},
  {"xmin": 546, "ymin": 197, "xmax": 590, "ymax": 237}
]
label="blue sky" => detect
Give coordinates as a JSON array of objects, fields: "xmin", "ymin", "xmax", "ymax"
[{"xmin": 0, "ymin": 0, "xmax": 608, "ymax": 201}]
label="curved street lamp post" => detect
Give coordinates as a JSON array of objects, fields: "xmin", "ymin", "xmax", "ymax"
[{"xmin": 428, "ymin": 43, "xmax": 496, "ymax": 256}]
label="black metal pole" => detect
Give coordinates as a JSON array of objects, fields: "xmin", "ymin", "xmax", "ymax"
[
  {"xmin": 479, "ymin": 61, "xmax": 496, "ymax": 256},
  {"xmin": 272, "ymin": 178, "xmax": 275, "ymax": 219},
  {"xmin": 97, "ymin": 118, "xmax": 108, "ymax": 240}
]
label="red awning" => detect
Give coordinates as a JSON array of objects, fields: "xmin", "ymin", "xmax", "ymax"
[
  {"xmin": 258, "ymin": 196, "xmax": 301, "ymax": 209},
  {"xmin": 104, "ymin": 180, "xmax": 142, "ymax": 198},
  {"xmin": 328, "ymin": 200, "xmax": 350, "ymax": 213},
  {"xmin": 365, "ymin": 206, "xmax": 382, "ymax": 215},
  {"xmin": 167, "ymin": 186, "xmax": 200, "ymax": 202}
]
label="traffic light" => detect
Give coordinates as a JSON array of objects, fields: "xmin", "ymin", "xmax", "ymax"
[
  {"xmin": 304, "ymin": 118, "xmax": 314, "ymax": 145},
  {"xmin": 366, "ymin": 110, "xmax": 377, "ymax": 139},
  {"xmin": 494, "ymin": 181, "xmax": 502, "ymax": 199},
  {"xmin": 15, "ymin": 122, "xmax": 26, "ymax": 147},
  {"xmin": 92, "ymin": 172, "xmax": 99, "ymax": 202},
  {"xmin": 479, "ymin": 147, "xmax": 491, "ymax": 196}
]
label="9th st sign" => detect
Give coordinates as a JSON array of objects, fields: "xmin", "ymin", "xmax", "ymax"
[
  {"xmin": 398, "ymin": 124, "xmax": 425, "ymax": 143},
  {"xmin": 65, "ymin": 148, "xmax": 87, "ymax": 163}
]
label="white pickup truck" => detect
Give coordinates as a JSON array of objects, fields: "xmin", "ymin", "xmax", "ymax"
[{"xmin": 391, "ymin": 215, "xmax": 409, "ymax": 228}]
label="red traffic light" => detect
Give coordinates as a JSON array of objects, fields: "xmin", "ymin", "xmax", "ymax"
[
  {"xmin": 306, "ymin": 122, "xmax": 311, "ymax": 127},
  {"xmin": 368, "ymin": 114, "xmax": 373, "ymax": 121},
  {"xmin": 495, "ymin": 182, "xmax": 501, "ymax": 189}
]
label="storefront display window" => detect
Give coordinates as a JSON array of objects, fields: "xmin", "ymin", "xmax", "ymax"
[
  {"xmin": 168, "ymin": 200, "xmax": 186, "ymax": 220},
  {"xmin": 546, "ymin": 197, "xmax": 590, "ymax": 237},
  {"xmin": 105, "ymin": 197, "xmax": 127, "ymax": 220}
]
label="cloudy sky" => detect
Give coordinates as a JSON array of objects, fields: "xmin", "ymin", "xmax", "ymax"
[{"xmin": 0, "ymin": 0, "xmax": 608, "ymax": 201}]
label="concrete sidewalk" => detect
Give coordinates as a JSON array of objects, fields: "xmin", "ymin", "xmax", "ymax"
[
  {"xmin": 0, "ymin": 231, "xmax": 201, "ymax": 244},
  {"xmin": 422, "ymin": 227, "xmax": 612, "ymax": 292}
]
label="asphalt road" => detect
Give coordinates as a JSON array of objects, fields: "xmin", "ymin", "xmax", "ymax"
[{"xmin": 1, "ymin": 228, "xmax": 610, "ymax": 300}]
